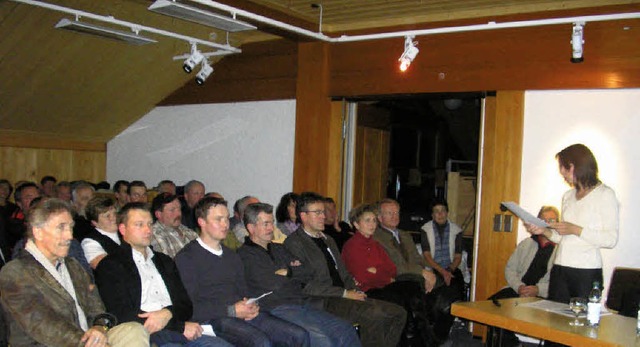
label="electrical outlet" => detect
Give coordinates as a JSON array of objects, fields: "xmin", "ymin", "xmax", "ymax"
[{"xmin": 504, "ymin": 215, "xmax": 513, "ymax": 232}]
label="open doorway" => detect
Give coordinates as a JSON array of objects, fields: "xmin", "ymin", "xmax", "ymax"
[{"xmin": 346, "ymin": 92, "xmax": 484, "ymax": 268}]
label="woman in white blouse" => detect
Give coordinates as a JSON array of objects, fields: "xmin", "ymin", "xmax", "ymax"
[{"xmin": 525, "ymin": 144, "xmax": 619, "ymax": 303}]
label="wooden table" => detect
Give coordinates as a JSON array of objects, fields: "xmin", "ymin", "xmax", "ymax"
[{"xmin": 451, "ymin": 297, "xmax": 638, "ymax": 347}]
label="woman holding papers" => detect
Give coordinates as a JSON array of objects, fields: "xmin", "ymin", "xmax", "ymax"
[{"xmin": 525, "ymin": 144, "xmax": 619, "ymax": 304}]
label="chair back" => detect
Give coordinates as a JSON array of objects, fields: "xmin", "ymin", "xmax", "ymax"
[{"xmin": 606, "ymin": 267, "xmax": 640, "ymax": 316}]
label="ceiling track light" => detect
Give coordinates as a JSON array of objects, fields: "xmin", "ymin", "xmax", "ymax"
[
  {"xmin": 195, "ymin": 61, "xmax": 213, "ymax": 85},
  {"xmin": 183, "ymin": 43, "xmax": 204, "ymax": 73},
  {"xmin": 149, "ymin": 0, "xmax": 256, "ymax": 32},
  {"xmin": 399, "ymin": 35, "xmax": 419, "ymax": 72},
  {"xmin": 571, "ymin": 22, "xmax": 585, "ymax": 63}
]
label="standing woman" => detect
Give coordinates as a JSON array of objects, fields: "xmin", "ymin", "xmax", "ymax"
[{"xmin": 526, "ymin": 144, "xmax": 618, "ymax": 303}]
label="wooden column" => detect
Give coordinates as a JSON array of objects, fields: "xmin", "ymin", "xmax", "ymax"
[
  {"xmin": 292, "ymin": 42, "xmax": 339, "ymax": 196},
  {"xmin": 473, "ymin": 91, "xmax": 524, "ymax": 336}
]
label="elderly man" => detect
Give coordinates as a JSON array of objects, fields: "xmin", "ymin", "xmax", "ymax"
[
  {"xmin": 0, "ymin": 198, "xmax": 149, "ymax": 347},
  {"xmin": 81, "ymin": 196, "xmax": 121, "ymax": 269},
  {"xmin": 95, "ymin": 203, "xmax": 231, "ymax": 347},
  {"xmin": 231, "ymin": 195, "xmax": 259, "ymax": 243},
  {"xmin": 238, "ymin": 203, "xmax": 361, "ymax": 347},
  {"xmin": 175, "ymin": 197, "xmax": 310, "ymax": 347},
  {"xmin": 180, "ymin": 180, "xmax": 205, "ymax": 230},
  {"xmin": 72, "ymin": 182, "xmax": 95, "ymax": 241},
  {"xmin": 151, "ymin": 193, "xmax": 198, "ymax": 258},
  {"xmin": 283, "ymin": 192, "xmax": 406, "ymax": 347}
]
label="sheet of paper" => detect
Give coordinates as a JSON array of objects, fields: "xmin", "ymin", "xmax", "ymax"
[
  {"xmin": 246, "ymin": 291, "xmax": 273, "ymax": 304},
  {"xmin": 201, "ymin": 324, "xmax": 216, "ymax": 336},
  {"xmin": 501, "ymin": 201, "xmax": 549, "ymax": 228}
]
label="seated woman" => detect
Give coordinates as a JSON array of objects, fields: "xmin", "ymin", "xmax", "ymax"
[
  {"xmin": 275, "ymin": 192, "xmax": 299, "ymax": 236},
  {"xmin": 342, "ymin": 203, "xmax": 438, "ymax": 347}
]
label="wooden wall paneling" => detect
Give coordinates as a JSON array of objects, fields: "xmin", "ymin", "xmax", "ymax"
[
  {"xmin": 325, "ymin": 101, "xmax": 346, "ymax": 205},
  {"xmin": 473, "ymin": 92, "xmax": 524, "ymax": 337},
  {"xmin": 352, "ymin": 126, "xmax": 365, "ymax": 206},
  {"xmin": 72, "ymin": 151, "xmax": 107, "ymax": 183},
  {"xmin": 292, "ymin": 42, "xmax": 335, "ymax": 195},
  {"xmin": 352, "ymin": 126, "xmax": 390, "ymax": 207}
]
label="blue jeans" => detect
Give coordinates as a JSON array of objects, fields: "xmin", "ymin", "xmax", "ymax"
[
  {"xmin": 151, "ymin": 329, "xmax": 233, "ymax": 347},
  {"xmin": 210, "ymin": 312, "xmax": 310, "ymax": 347},
  {"xmin": 269, "ymin": 304, "xmax": 361, "ymax": 347}
]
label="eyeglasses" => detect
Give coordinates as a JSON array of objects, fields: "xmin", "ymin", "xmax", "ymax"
[
  {"xmin": 545, "ymin": 218, "xmax": 557, "ymax": 223},
  {"xmin": 303, "ymin": 210, "xmax": 325, "ymax": 216}
]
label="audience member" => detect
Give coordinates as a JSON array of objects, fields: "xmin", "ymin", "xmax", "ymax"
[
  {"xmin": 72, "ymin": 181, "xmax": 96, "ymax": 241},
  {"xmin": 283, "ymin": 192, "xmax": 406, "ymax": 347},
  {"xmin": 275, "ymin": 192, "xmax": 299, "ymax": 236},
  {"xmin": 180, "ymin": 180, "xmax": 204, "ymax": 230},
  {"xmin": 95, "ymin": 202, "xmax": 232, "ymax": 347},
  {"xmin": 128, "ymin": 181, "xmax": 148, "ymax": 204},
  {"xmin": 151, "ymin": 193, "xmax": 198, "ymax": 258},
  {"xmin": 231, "ymin": 196, "xmax": 259, "ymax": 243},
  {"xmin": 81, "ymin": 196, "xmax": 121, "ymax": 269},
  {"xmin": 420, "ymin": 199, "xmax": 465, "ymax": 296},
  {"xmin": 175, "ymin": 197, "xmax": 310, "ymax": 347},
  {"xmin": 6, "ymin": 182, "xmax": 40, "ymax": 251},
  {"xmin": 0, "ymin": 198, "xmax": 149, "ymax": 347},
  {"xmin": 157, "ymin": 180, "xmax": 177, "ymax": 195},
  {"xmin": 238, "ymin": 202, "xmax": 361, "ymax": 347},
  {"xmin": 113, "ymin": 180, "xmax": 130, "ymax": 211},
  {"xmin": 55, "ymin": 181, "xmax": 72, "ymax": 202},
  {"xmin": 40, "ymin": 175, "xmax": 57, "ymax": 197},
  {"xmin": 322, "ymin": 197, "xmax": 353, "ymax": 251}
]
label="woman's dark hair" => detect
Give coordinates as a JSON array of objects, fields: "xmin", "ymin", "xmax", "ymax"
[
  {"xmin": 275, "ymin": 192, "xmax": 298, "ymax": 223},
  {"xmin": 556, "ymin": 143, "xmax": 600, "ymax": 189}
]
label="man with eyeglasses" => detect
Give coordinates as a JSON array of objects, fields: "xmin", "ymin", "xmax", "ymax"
[
  {"xmin": 487, "ymin": 206, "xmax": 559, "ymax": 347},
  {"xmin": 128, "ymin": 181, "xmax": 148, "ymax": 204},
  {"xmin": 284, "ymin": 192, "xmax": 406, "ymax": 347}
]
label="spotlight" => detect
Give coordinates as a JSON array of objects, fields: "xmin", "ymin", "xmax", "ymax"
[
  {"xmin": 570, "ymin": 22, "xmax": 585, "ymax": 63},
  {"xmin": 399, "ymin": 35, "xmax": 419, "ymax": 72},
  {"xmin": 195, "ymin": 62, "xmax": 213, "ymax": 85},
  {"xmin": 183, "ymin": 44, "xmax": 204, "ymax": 73}
]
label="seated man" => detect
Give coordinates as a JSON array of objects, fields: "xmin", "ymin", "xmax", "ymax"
[
  {"xmin": 71, "ymin": 181, "xmax": 95, "ymax": 241},
  {"xmin": 238, "ymin": 202, "xmax": 361, "ymax": 347},
  {"xmin": 151, "ymin": 193, "xmax": 198, "ymax": 258},
  {"xmin": 0, "ymin": 198, "xmax": 148, "ymax": 347},
  {"xmin": 95, "ymin": 202, "xmax": 231, "ymax": 347},
  {"xmin": 81, "ymin": 196, "xmax": 121, "ymax": 269},
  {"xmin": 175, "ymin": 197, "xmax": 310, "ymax": 347},
  {"xmin": 128, "ymin": 181, "xmax": 148, "ymax": 204},
  {"xmin": 283, "ymin": 192, "xmax": 406, "ymax": 347},
  {"xmin": 487, "ymin": 205, "xmax": 559, "ymax": 347}
]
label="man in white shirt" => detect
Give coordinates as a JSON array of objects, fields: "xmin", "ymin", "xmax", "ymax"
[
  {"xmin": 95, "ymin": 202, "xmax": 232, "ymax": 347},
  {"xmin": 81, "ymin": 196, "xmax": 122, "ymax": 269}
]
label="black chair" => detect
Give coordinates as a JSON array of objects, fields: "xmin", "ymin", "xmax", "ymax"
[{"xmin": 606, "ymin": 267, "xmax": 640, "ymax": 318}]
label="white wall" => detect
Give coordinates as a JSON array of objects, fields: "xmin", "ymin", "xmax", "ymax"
[
  {"xmin": 107, "ymin": 100, "xmax": 296, "ymax": 208},
  {"xmin": 520, "ymin": 89, "xmax": 640, "ymax": 295}
]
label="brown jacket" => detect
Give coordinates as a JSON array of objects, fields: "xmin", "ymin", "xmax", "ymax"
[
  {"xmin": 0, "ymin": 250, "xmax": 105, "ymax": 347},
  {"xmin": 373, "ymin": 227, "xmax": 426, "ymax": 276}
]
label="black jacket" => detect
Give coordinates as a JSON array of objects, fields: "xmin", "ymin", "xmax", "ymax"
[{"xmin": 94, "ymin": 242, "xmax": 192, "ymax": 332}]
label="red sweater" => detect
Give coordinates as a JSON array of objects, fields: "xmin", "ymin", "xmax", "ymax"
[{"xmin": 341, "ymin": 232, "xmax": 397, "ymax": 292}]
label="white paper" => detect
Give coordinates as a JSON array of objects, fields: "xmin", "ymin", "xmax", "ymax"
[
  {"xmin": 201, "ymin": 324, "xmax": 216, "ymax": 336},
  {"xmin": 501, "ymin": 202, "xmax": 549, "ymax": 228},
  {"xmin": 246, "ymin": 291, "xmax": 273, "ymax": 304}
]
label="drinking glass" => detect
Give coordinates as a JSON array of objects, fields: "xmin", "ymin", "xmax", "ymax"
[{"xmin": 569, "ymin": 297, "xmax": 587, "ymax": 326}]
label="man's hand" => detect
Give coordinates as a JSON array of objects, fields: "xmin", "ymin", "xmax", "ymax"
[
  {"xmin": 80, "ymin": 326, "xmax": 109, "ymax": 347},
  {"xmin": 440, "ymin": 268, "xmax": 454, "ymax": 286},
  {"xmin": 344, "ymin": 289, "xmax": 367, "ymax": 301},
  {"xmin": 422, "ymin": 269, "xmax": 436, "ymax": 293},
  {"xmin": 138, "ymin": 308, "xmax": 172, "ymax": 334},
  {"xmin": 235, "ymin": 298, "xmax": 260, "ymax": 321},
  {"xmin": 183, "ymin": 321, "xmax": 204, "ymax": 341},
  {"xmin": 275, "ymin": 268, "xmax": 288, "ymax": 276},
  {"xmin": 518, "ymin": 285, "xmax": 539, "ymax": 298},
  {"xmin": 524, "ymin": 222, "xmax": 545, "ymax": 235},
  {"xmin": 290, "ymin": 260, "xmax": 302, "ymax": 267},
  {"xmin": 366, "ymin": 267, "xmax": 377, "ymax": 274}
]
